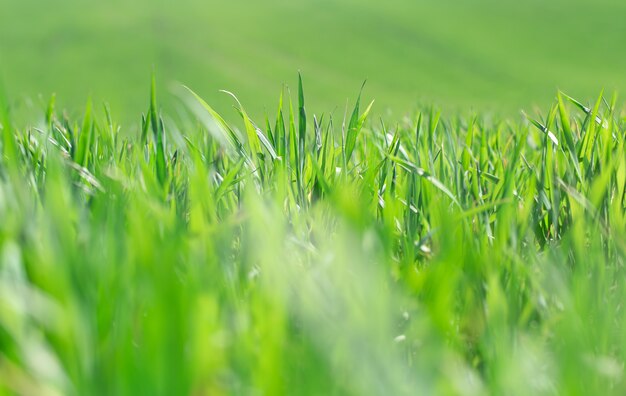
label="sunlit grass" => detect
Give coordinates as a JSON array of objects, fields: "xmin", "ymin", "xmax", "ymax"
[{"xmin": 0, "ymin": 75, "xmax": 624, "ymax": 395}]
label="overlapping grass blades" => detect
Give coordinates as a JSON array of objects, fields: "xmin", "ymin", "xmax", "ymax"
[{"xmin": 0, "ymin": 76, "xmax": 624, "ymax": 395}]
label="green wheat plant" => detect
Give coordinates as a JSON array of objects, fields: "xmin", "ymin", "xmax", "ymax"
[{"xmin": 0, "ymin": 75, "xmax": 624, "ymax": 395}]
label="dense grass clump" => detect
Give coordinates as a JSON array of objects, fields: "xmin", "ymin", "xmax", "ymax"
[{"xmin": 0, "ymin": 76, "xmax": 624, "ymax": 395}]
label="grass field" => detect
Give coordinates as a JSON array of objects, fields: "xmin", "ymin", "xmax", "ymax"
[
  {"xmin": 2, "ymin": 0, "xmax": 626, "ymax": 123},
  {"xmin": 0, "ymin": 74, "xmax": 624, "ymax": 394},
  {"xmin": 1, "ymin": 1, "xmax": 626, "ymax": 395}
]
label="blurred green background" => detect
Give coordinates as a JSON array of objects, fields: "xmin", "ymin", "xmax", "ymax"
[{"xmin": 1, "ymin": 0, "xmax": 625, "ymax": 124}]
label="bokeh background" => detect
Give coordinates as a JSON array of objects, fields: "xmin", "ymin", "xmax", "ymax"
[{"xmin": 1, "ymin": 0, "xmax": 625, "ymax": 124}]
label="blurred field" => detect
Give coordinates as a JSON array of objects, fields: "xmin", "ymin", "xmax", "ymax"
[
  {"xmin": 2, "ymin": 1, "xmax": 626, "ymax": 394},
  {"xmin": 1, "ymin": 0, "xmax": 626, "ymax": 123}
]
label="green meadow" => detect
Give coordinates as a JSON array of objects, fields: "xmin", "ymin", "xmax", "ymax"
[
  {"xmin": 2, "ymin": 0, "xmax": 626, "ymax": 122},
  {"xmin": 0, "ymin": 0, "xmax": 625, "ymax": 395}
]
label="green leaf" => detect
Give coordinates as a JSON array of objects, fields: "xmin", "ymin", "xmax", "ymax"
[
  {"xmin": 221, "ymin": 90, "xmax": 262, "ymax": 158},
  {"xmin": 385, "ymin": 152, "xmax": 461, "ymax": 208},
  {"xmin": 181, "ymin": 85, "xmax": 251, "ymax": 165},
  {"xmin": 297, "ymin": 72, "xmax": 307, "ymax": 173},
  {"xmin": 523, "ymin": 111, "xmax": 559, "ymax": 146},
  {"xmin": 75, "ymin": 97, "xmax": 93, "ymax": 167},
  {"xmin": 345, "ymin": 81, "xmax": 374, "ymax": 163},
  {"xmin": 149, "ymin": 74, "xmax": 167, "ymax": 185}
]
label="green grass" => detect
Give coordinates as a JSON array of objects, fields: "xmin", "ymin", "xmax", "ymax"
[
  {"xmin": 0, "ymin": 74, "xmax": 624, "ymax": 395},
  {"xmin": 2, "ymin": 0, "xmax": 626, "ymax": 124}
]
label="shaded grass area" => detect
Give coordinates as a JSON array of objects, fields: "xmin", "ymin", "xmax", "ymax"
[{"xmin": 0, "ymin": 75, "xmax": 624, "ymax": 395}]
